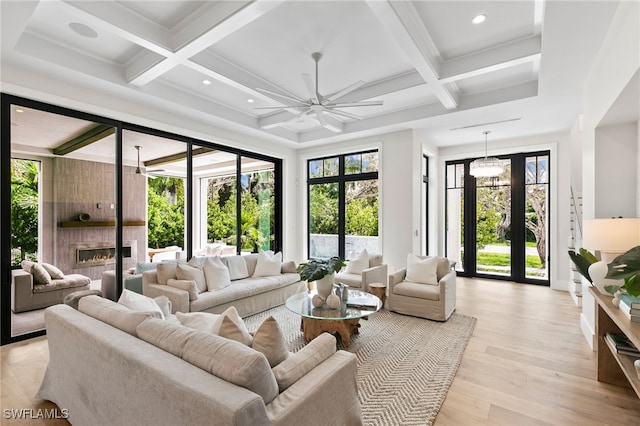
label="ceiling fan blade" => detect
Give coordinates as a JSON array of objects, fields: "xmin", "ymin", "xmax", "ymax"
[
  {"xmin": 255, "ymin": 87, "xmax": 306, "ymax": 105},
  {"xmin": 285, "ymin": 109, "xmax": 312, "ymax": 123},
  {"xmin": 254, "ymin": 105, "xmax": 307, "ymax": 110},
  {"xmin": 328, "ymin": 100, "xmax": 384, "ymax": 108},
  {"xmin": 324, "ymin": 80, "xmax": 365, "ymax": 103},
  {"xmin": 315, "ymin": 110, "xmax": 327, "ymax": 126},
  {"xmin": 302, "ymin": 74, "xmax": 319, "ymax": 104},
  {"xmin": 325, "ymin": 108, "xmax": 362, "ymax": 120}
]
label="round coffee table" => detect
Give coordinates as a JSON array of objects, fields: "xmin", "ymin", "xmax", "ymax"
[{"xmin": 285, "ymin": 289, "xmax": 381, "ymax": 347}]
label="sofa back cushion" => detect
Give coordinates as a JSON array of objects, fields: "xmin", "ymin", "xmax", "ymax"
[
  {"xmin": 21, "ymin": 260, "xmax": 52, "ymax": 285},
  {"xmin": 78, "ymin": 295, "xmax": 160, "ymax": 336},
  {"xmin": 369, "ymin": 253, "xmax": 383, "ymax": 268},
  {"xmin": 137, "ymin": 318, "xmax": 279, "ymax": 404},
  {"xmin": 155, "ymin": 263, "xmax": 179, "ymax": 285}
]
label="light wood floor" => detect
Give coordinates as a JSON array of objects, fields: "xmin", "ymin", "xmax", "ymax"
[{"xmin": 2, "ymin": 278, "xmax": 639, "ymax": 425}]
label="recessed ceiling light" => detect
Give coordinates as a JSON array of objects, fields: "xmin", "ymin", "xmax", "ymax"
[
  {"xmin": 15, "ymin": 108, "xmax": 24, "ymax": 113},
  {"xmin": 247, "ymin": 98, "xmax": 255, "ymax": 103},
  {"xmin": 202, "ymin": 79, "xmax": 211, "ymax": 85},
  {"xmin": 69, "ymin": 22, "xmax": 98, "ymax": 38},
  {"xmin": 472, "ymin": 14, "xmax": 486, "ymax": 24}
]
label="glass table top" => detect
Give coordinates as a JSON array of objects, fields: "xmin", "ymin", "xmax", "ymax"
[{"xmin": 285, "ymin": 289, "xmax": 382, "ymax": 320}]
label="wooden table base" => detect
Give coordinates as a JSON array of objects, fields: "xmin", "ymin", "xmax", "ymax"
[{"xmin": 301, "ymin": 317, "xmax": 362, "ymax": 347}]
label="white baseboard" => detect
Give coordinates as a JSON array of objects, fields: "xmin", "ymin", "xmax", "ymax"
[{"xmin": 580, "ymin": 312, "xmax": 595, "ymax": 351}]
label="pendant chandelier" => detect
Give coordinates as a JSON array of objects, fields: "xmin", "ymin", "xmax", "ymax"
[{"xmin": 469, "ymin": 131, "xmax": 503, "ymax": 178}]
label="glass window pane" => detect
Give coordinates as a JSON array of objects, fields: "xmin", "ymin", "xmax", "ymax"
[
  {"xmin": 240, "ymin": 157, "xmax": 275, "ymax": 253},
  {"xmin": 362, "ymin": 152, "xmax": 378, "ymax": 173},
  {"xmin": 323, "ymin": 157, "xmax": 338, "ymax": 177},
  {"xmin": 345, "ymin": 154, "xmax": 361, "ymax": 175},
  {"xmin": 309, "ymin": 160, "xmax": 322, "ymax": 178},
  {"xmin": 538, "ymin": 155, "xmax": 548, "ymax": 183},
  {"xmin": 309, "ymin": 182, "xmax": 339, "ymax": 259},
  {"xmin": 456, "ymin": 164, "xmax": 465, "ymax": 188},
  {"xmin": 446, "ymin": 187, "xmax": 464, "ymax": 273},
  {"xmin": 345, "ymin": 179, "xmax": 378, "ymax": 258},
  {"xmin": 526, "ymin": 157, "xmax": 537, "ymax": 184},
  {"xmin": 447, "ymin": 164, "xmax": 456, "ymax": 188}
]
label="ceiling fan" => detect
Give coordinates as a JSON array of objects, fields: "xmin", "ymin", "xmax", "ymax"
[
  {"xmin": 255, "ymin": 52, "xmax": 383, "ymax": 132},
  {"xmin": 134, "ymin": 145, "xmax": 165, "ymax": 177}
]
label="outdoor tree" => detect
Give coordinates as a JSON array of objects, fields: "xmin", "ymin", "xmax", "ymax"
[
  {"xmin": 10, "ymin": 159, "xmax": 39, "ymax": 265},
  {"xmin": 147, "ymin": 176, "xmax": 185, "ymax": 249}
]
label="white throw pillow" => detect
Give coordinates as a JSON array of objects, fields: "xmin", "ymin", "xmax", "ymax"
[
  {"xmin": 42, "ymin": 263, "xmax": 65, "ymax": 279},
  {"xmin": 253, "ymin": 251, "xmax": 282, "ymax": 277},
  {"xmin": 118, "ymin": 289, "xmax": 164, "ymax": 320},
  {"xmin": 211, "ymin": 306, "xmax": 252, "ymax": 346},
  {"xmin": 202, "ymin": 257, "xmax": 231, "ymax": 291},
  {"xmin": 154, "ymin": 296, "xmax": 172, "ymax": 317},
  {"xmin": 345, "ymin": 249, "xmax": 368, "ymax": 274},
  {"xmin": 225, "ymin": 256, "xmax": 249, "ymax": 280},
  {"xmin": 176, "ymin": 263, "xmax": 206, "ymax": 293},
  {"xmin": 405, "ymin": 254, "xmax": 439, "ymax": 285},
  {"xmin": 176, "ymin": 311, "xmax": 220, "ymax": 332}
]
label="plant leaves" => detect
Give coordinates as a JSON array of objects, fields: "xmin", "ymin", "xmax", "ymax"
[
  {"xmin": 604, "ymin": 284, "xmax": 622, "ymax": 295},
  {"xmin": 606, "ymin": 245, "xmax": 640, "ymax": 280},
  {"xmin": 579, "ymin": 248, "xmax": 598, "ymax": 264},
  {"xmin": 568, "ymin": 250, "xmax": 593, "ymax": 283},
  {"xmin": 296, "ymin": 257, "xmax": 345, "ymax": 282},
  {"xmin": 624, "ymin": 274, "xmax": 640, "ymax": 297}
]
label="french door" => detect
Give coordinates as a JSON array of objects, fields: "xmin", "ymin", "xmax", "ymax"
[{"xmin": 445, "ymin": 151, "xmax": 549, "ymax": 285}]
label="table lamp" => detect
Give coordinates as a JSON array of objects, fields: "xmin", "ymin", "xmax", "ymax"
[{"xmin": 583, "ymin": 218, "xmax": 640, "ymax": 295}]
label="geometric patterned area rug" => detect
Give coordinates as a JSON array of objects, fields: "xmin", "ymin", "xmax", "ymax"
[{"xmin": 244, "ymin": 305, "xmax": 477, "ymax": 426}]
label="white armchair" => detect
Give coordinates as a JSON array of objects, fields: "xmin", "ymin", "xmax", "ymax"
[
  {"xmin": 335, "ymin": 250, "xmax": 387, "ymax": 292},
  {"xmin": 387, "ymin": 255, "xmax": 456, "ymax": 321}
]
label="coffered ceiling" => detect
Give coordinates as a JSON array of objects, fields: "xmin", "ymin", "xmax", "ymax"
[{"xmin": 0, "ymin": 1, "xmax": 622, "ymax": 149}]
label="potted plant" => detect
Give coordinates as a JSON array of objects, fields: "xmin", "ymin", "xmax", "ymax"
[
  {"xmin": 605, "ymin": 245, "xmax": 640, "ymax": 297},
  {"xmin": 568, "ymin": 248, "xmax": 598, "ymax": 284},
  {"xmin": 296, "ymin": 257, "xmax": 345, "ymax": 298}
]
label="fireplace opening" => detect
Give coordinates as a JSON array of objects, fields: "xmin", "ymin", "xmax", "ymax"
[{"xmin": 72, "ymin": 241, "xmax": 137, "ymax": 268}]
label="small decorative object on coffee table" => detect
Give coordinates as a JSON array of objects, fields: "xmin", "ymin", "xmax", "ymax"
[{"xmin": 286, "ymin": 289, "xmax": 381, "ymax": 347}]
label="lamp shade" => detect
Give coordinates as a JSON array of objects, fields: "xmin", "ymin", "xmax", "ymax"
[{"xmin": 583, "ymin": 218, "xmax": 640, "ymax": 252}]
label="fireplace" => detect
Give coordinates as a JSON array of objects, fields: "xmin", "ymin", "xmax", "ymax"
[{"xmin": 71, "ymin": 241, "xmax": 137, "ymax": 268}]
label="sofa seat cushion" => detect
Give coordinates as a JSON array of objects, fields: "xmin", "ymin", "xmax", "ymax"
[
  {"xmin": 335, "ymin": 272, "xmax": 364, "ymax": 289},
  {"xmin": 78, "ymin": 295, "xmax": 162, "ymax": 336},
  {"xmin": 392, "ymin": 281, "xmax": 440, "ymax": 301},
  {"xmin": 137, "ymin": 318, "xmax": 279, "ymax": 404},
  {"xmin": 190, "ymin": 273, "xmax": 300, "ymax": 312},
  {"xmin": 33, "ymin": 274, "xmax": 91, "ymax": 293}
]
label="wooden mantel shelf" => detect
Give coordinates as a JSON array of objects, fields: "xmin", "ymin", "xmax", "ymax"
[{"xmin": 59, "ymin": 220, "xmax": 145, "ymax": 228}]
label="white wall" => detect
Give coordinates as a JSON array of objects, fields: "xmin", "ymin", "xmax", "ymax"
[{"xmin": 580, "ymin": 0, "xmax": 639, "ymax": 349}]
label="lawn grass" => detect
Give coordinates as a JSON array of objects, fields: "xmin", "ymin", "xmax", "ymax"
[{"xmin": 477, "ymin": 252, "xmax": 543, "ymax": 268}]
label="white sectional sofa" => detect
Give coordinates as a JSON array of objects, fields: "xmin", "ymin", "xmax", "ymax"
[
  {"xmin": 38, "ymin": 297, "xmax": 362, "ymax": 426},
  {"xmin": 142, "ymin": 252, "xmax": 306, "ymax": 316}
]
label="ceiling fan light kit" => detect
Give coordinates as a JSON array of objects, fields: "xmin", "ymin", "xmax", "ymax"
[
  {"xmin": 256, "ymin": 52, "xmax": 383, "ymax": 132},
  {"xmin": 469, "ymin": 131, "xmax": 504, "ymax": 178}
]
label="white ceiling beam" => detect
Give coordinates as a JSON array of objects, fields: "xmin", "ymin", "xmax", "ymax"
[
  {"xmin": 126, "ymin": 0, "xmax": 282, "ymax": 86},
  {"xmin": 258, "ymin": 111, "xmax": 296, "ymax": 130},
  {"xmin": 438, "ymin": 36, "xmax": 542, "ymax": 83},
  {"xmin": 366, "ymin": 0, "xmax": 459, "ymax": 110},
  {"xmin": 328, "ymin": 70, "xmax": 426, "ymax": 103}
]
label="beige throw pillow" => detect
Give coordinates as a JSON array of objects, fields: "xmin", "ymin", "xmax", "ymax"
[
  {"xmin": 280, "ymin": 260, "xmax": 297, "ymax": 274},
  {"xmin": 345, "ymin": 249, "xmax": 368, "ymax": 274},
  {"xmin": 176, "ymin": 311, "xmax": 220, "ymax": 332},
  {"xmin": 212, "ymin": 306, "xmax": 252, "ymax": 346},
  {"xmin": 202, "ymin": 257, "xmax": 231, "ymax": 291},
  {"xmin": 406, "ymin": 254, "xmax": 439, "ymax": 285},
  {"xmin": 166, "ymin": 279, "xmax": 199, "ymax": 301},
  {"xmin": 42, "ymin": 263, "xmax": 65, "ymax": 279},
  {"xmin": 253, "ymin": 251, "xmax": 282, "ymax": 277},
  {"xmin": 156, "ymin": 263, "xmax": 179, "ymax": 285},
  {"xmin": 176, "ymin": 263, "xmax": 206, "ymax": 293},
  {"xmin": 117, "ymin": 289, "xmax": 164, "ymax": 320},
  {"xmin": 21, "ymin": 260, "xmax": 52, "ymax": 285},
  {"xmin": 251, "ymin": 316, "xmax": 289, "ymax": 367}
]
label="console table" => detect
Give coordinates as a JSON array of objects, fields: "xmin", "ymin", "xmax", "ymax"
[{"xmin": 591, "ymin": 287, "xmax": 640, "ymax": 398}]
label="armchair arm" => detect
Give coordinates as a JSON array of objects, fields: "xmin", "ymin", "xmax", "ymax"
[
  {"xmin": 143, "ymin": 284, "xmax": 189, "ymax": 313},
  {"xmin": 389, "ymin": 268, "xmax": 407, "ymax": 290},
  {"xmin": 439, "ymin": 270, "xmax": 457, "ymax": 302},
  {"xmin": 361, "ymin": 264, "xmax": 388, "ymax": 292}
]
